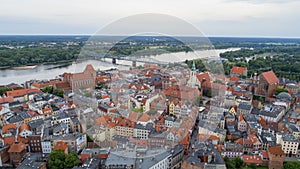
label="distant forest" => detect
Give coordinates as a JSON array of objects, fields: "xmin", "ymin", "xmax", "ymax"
[
  {"xmin": 1, "ymin": 36, "xmax": 300, "ymax": 81},
  {"xmin": 220, "ymin": 47, "xmax": 300, "ymax": 81}
]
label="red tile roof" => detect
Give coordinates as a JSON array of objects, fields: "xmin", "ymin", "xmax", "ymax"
[
  {"xmin": 231, "ymin": 66, "xmax": 247, "ymax": 75},
  {"xmin": 42, "ymin": 107, "xmax": 53, "ymax": 114},
  {"xmin": 101, "ymin": 95, "xmax": 110, "ymax": 99},
  {"xmin": 31, "ymin": 79, "xmax": 65, "ymax": 89},
  {"xmin": 27, "ymin": 110, "xmax": 40, "ymax": 117},
  {"xmin": 268, "ymin": 145, "xmax": 284, "ymax": 155},
  {"xmin": 262, "ymin": 151, "xmax": 269, "ymax": 159},
  {"xmin": 129, "ymin": 83, "xmax": 149, "ymax": 90},
  {"xmin": 54, "ymin": 141, "xmax": 68, "ymax": 152},
  {"xmin": 198, "ymin": 134, "xmax": 219, "ymax": 141},
  {"xmin": 261, "ymin": 70, "xmax": 279, "ymax": 84},
  {"xmin": 230, "ymin": 76, "xmax": 240, "ymax": 82},
  {"xmin": 0, "ymin": 96, "xmax": 14, "ymax": 103},
  {"xmin": 7, "ymin": 88, "xmax": 40, "ymax": 98},
  {"xmin": 8, "ymin": 142, "xmax": 26, "ymax": 153},
  {"xmin": 235, "ymin": 138, "xmax": 253, "ymax": 145},
  {"xmin": 2, "ymin": 123, "xmax": 17, "ymax": 133},
  {"xmin": 243, "ymin": 155, "xmax": 262, "ymax": 164},
  {"xmin": 4, "ymin": 137, "xmax": 16, "ymax": 145},
  {"xmin": 249, "ymin": 134, "xmax": 260, "ymax": 144},
  {"xmin": 238, "ymin": 114, "xmax": 245, "ymax": 122},
  {"xmin": 138, "ymin": 113, "xmax": 150, "ymax": 122},
  {"xmin": 96, "ymin": 115, "xmax": 112, "ymax": 127},
  {"xmin": 163, "ymin": 85, "xmax": 200, "ymax": 100},
  {"xmin": 179, "ymin": 131, "xmax": 190, "ymax": 145},
  {"xmin": 127, "ymin": 112, "xmax": 140, "ymax": 122},
  {"xmin": 19, "ymin": 123, "xmax": 30, "ymax": 133},
  {"xmin": 197, "ymin": 72, "xmax": 211, "ymax": 87},
  {"xmin": 117, "ymin": 118, "xmax": 136, "ymax": 128}
]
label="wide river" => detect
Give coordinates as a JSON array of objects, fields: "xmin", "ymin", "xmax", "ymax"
[{"xmin": 0, "ymin": 48, "xmax": 238, "ymax": 85}]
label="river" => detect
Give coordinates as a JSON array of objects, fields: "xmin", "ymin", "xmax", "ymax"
[{"xmin": 0, "ymin": 48, "xmax": 239, "ymax": 85}]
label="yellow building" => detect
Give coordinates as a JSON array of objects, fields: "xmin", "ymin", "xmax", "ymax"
[{"xmin": 169, "ymin": 102, "xmax": 175, "ymax": 115}]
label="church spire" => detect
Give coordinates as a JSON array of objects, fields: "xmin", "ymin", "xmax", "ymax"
[{"xmin": 192, "ymin": 61, "xmax": 196, "ymax": 71}]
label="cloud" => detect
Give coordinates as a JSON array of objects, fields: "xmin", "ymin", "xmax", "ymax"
[
  {"xmin": 0, "ymin": 0, "xmax": 300, "ymax": 37},
  {"xmin": 226, "ymin": 0, "xmax": 299, "ymax": 4}
]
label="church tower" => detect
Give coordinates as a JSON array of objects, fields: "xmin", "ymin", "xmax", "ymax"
[{"xmin": 187, "ymin": 61, "xmax": 198, "ymax": 88}]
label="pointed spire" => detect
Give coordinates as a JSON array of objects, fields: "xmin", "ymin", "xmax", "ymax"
[{"xmin": 192, "ymin": 61, "xmax": 196, "ymax": 71}]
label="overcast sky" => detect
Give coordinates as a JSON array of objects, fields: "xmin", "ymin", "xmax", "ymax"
[{"xmin": 1, "ymin": 0, "xmax": 300, "ymax": 37}]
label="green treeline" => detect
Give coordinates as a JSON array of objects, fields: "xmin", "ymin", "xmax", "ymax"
[{"xmin": 0, "ymin": 46, "xmax": 80, "ymax": 67}]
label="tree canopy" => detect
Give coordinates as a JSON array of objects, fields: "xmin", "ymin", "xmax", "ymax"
[
  {"xmin": 283, "ymin": 161, "xmax": 300, "ymax": 169},
  {"xmin": 48, "ymin": 150, "xmax": 79, "ymax": 169}
]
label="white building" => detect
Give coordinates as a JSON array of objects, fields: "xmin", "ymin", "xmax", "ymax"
[
  {"xmin": 280, "ymin": 133, "xmax": 299, "ymax": 157},
  {"xmin": 187, "ymin": 61, "xmax": 199, "ymax": 89},
  {"xmin": 41, "ymin": 140, "xmax": 52, "ymax": 154}
]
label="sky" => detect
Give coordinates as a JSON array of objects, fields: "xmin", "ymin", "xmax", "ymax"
[{"xmin": 1, "ymin": 0, "xmax": 300, "ymax": 37}]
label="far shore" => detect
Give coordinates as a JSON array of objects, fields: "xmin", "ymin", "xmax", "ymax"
[
  {"xmin": 0, "ymin": 59, "xmax": 76, "ymax": 70},
  {"xmin": 0, "ymin": 48, "xmax": 240, "ymax": 71}
]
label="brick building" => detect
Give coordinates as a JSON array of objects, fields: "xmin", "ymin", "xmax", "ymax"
[
  {"xmin": 62, "ymin": 64, "xmax": 96, "ymax": 90},
  {"xmin": 231, "ymin": 66, "xmax": 247, "ymax": 77},
  {"xmin": 28, "ymin": 135, "xmax": 42, "ymax": 153},
  {"xmin": 268, "ymin": 145, "xmax": 285, "ymax": 169},
  {"xmin": 8, "ymin": 141, "xmax": 27, "ymax": 167},
  {"xmin": 257, "ymin": 70, "xmax": 279, "ymax": 97}
]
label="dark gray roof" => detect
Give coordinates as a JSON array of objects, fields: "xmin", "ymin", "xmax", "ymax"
[
  {"xmin": 165, "ymin": 115, "xmax": 175, "ymax": 121},
  {"xmin": 238, "ymin": 103, "xmax": 252, "ymax": 110},
  {"xmin": 282, "ymin": 133, "xmax": 299, "ymax": 142},
  {"xmin": 28, "ymin": 119, "xmax": 44, "ymax": 129},
  {"xmin": 225, "ymin": 143, "xmax": 243, "ymax": 151},
  {"xmin": 185, "ymin": 149, "xmax": 224, "ymax": 166},
  {"xmin": 244, "ymin": 113, "xmax": 259, "ymax": 122},
  {"xmin": 8, "ymin": 101, "xmax": 23, "ymax": 107},
  {"xmin": 71, "ymin": 117, "xmax": 80, "ymax": 123},
  {"xmin": 258, "ymin": 132, "xmax": 276, "ymax": 145},
  {"xmin": 81, "ymin": 148, "xmax": 109, "ymax": 155},
  {"xmin": 52, "ymin": 122, "xmax": 68, "ymax": 133},
  {"xmin": 19, "ymin": 111, "xmax": 31, "ymax": 119},
  {"xmin": 135, "ymin": 151, "xmax": 170, "ymax": 169},
  {"xmin": 7, "ymin": 114, "xmax": 23, "ymax": 123},
  {"xmin": 277, "ymin": 92, "xmax": 292, "ymax": 101},
  {"xmin": 73, "ymin": 158, "xmax": 100, "ymax": 169},
  {"xmin": 248, "ymin": 122, "xmax": 262, "ymax": 129},
  {"xmin": 17, "ymin": 153, "xmax": 47, "ymax": 169},
  {"xmin": 56, "ymin": 111, "xmax": 70, "ymax": 119},
  {"xmin": 134, "ymin": 123, "xmax": 153, "ymax": 130},
  {"xmin": 287, "ymin": 123, "xmax": 299, "ymax": 132},
  {"xmin": 105, "ymin": 152, "xmax": 135, "ymax": 166},
  {"xmin": 112, "ymin": 135, "xmax": 129, "ymax": 144},
  {"xmin": 148, "ymin": 130, "xmax": 167, "ymax": 138},
  {"xmin": 170, "ymin": 145, "xmax": 184, "ymax": 157}
]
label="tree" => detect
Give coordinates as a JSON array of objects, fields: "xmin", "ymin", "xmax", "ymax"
[
  {"xmin": 0, "ymin": 87, "xmax": 10, "ymax": 96},
  {"xmin": 48, "ymin": 150, "xmax": 79, "ymax": 169},
  {"xmin": 283, "ymin": 161, "xmax": 300, "ymax": 169},
  {"xmin": 275, "ymin": 87, "xmax": 288, "ymax": 95},
  {"xmin": 233, "ymin": 157, "xmax": 245, "ymax": 169},
  {"xmin": 48, "ymin": 150, "xmax": 66, "ymax": 169},
  {"xmin": 224, "ymin": 157, "xmax": 245, "ymax": 169},
  {"xmin": 53, "ymin": 89, "xmax": 64, "ymax": 97},
  {"xmin": 41, "ymin": 86, "xmax": 53, "ymax": 93},
  {"xmin": 64, "ymin": 153, "xmax": 79, "ymax": 168},
  {"xmin": 224, "ymin": 157, "xmax": 235, "ymax": 169}
]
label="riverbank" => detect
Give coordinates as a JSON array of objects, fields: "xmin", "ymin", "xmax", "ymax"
[
  {"xmin": 0, "ymin": 48, "xmax": 239, "ymax": 85},
  {"xmin": 0, "ymin": 59, "xmax": 76, "ymax": 70}
]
